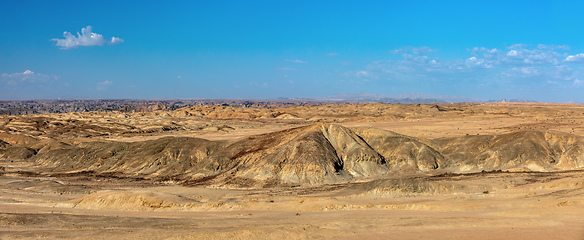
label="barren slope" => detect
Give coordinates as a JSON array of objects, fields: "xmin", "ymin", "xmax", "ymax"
[{"xmin": 2, "ymin": 124, "xmax": 584, "ymax": 187}]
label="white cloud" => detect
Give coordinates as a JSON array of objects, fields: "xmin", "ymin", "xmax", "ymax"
[
  {"xmin": 351, "ymin": 44, "xmax": 584, "ymax": 90},
  {"xmin": 565, "ymin": 53, "xmax": 584, "ymax": 62},
  {"xmin": 520, "ymin": 67, "xmax": 539, "ymax": 75},
  {"xmin": 110, "ymin": 37, "xmax": 124, "ymax": 45},
  {"xmin": 537, "ymin": 44, "xmax": 570, "ymax": 50},
  {"xmin": 509, "ymin": 44, "xmax": 526, "ymax": 50},
  {"xmin": 557, "ymin": 45, "xmax": 571, "ymax": 50},
  {"xmin": 343, "ymin": 43, "xmax": 584, "ymax": 96},
  {"xmin": 465, "ymin": 57, "xmax": 492, "ymax": 68},
  {"xmin": 356, "ymin": 71, "xmax": 369, "ymax": 77},
  {"xmin": 507, "ymin": 50, "xmax": 519, "ymax": 57},
  {"xmin": 471, "ymin": 47, "xmax": 499, "ymax": 60},
  {"xmin": 52, "ymin": 26, "xmax": 123, "ymax": 49},
  {"xmin": 392, "ymin": 46, "xmax": 436, "ymax": 55},
  {"xmin": 499, "ymin": 64, "xmax": 578, "ymax": 86},
  {"xmin": 1, "ymin": 70, "xmax": 57, "ymax": 85},
  {"xmin": 402, "ymin": 54, "xmax": 430, "ymax": 64},
  {"xmin": 97, "ymin": 80, "xmax": 113, "ymax": 90},
  {"xmin": 466, "ymin": 57, "xmax": 482, "ymax": 65},
  {"xmin": 355, "ymin": 55, "xmax": 452, "ymax": 83},
  {"xmin": 497, "ymin": 45, "xmax": 562, "ymax": 65},
  {"xmin": 343, "ymin": 69, "xmax": 378, "ymax": 82},
  {"xmin": 411, "ymin": 46, "xmax": 436, "ymax": 55},
  {"xmin": 286, "ymin": 59, "xmax": 307, "ymax": 64}
]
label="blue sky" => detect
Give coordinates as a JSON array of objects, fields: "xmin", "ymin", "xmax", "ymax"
[{"xmin": 2, "ymin": 1, "xmax": 584, "ymax": 102}]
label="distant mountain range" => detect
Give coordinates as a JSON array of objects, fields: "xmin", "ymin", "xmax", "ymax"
[
  {"xmin": 325, "ymin": 93, "xmax": 551, "ymax": 104},
  {"xmin": 565, "ymin": 101, "xmax": 584, "ymax": 105},
  {"xmin": 4, "ymin": 94, "xmax": 573, "ymax": 116},
  {"xmin": 327, "ymin": 93, "xmax": 485, "ymax": 103}
]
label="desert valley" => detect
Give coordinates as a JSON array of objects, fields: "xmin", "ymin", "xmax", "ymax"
[{"xmin": 1, "ymin": 101, "xmax": 584, "ymax": 239}]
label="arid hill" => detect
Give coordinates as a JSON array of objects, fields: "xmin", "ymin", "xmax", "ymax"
[{"xmin": 2, "ymin": 123, "xmax": 583, "ymax": 187}]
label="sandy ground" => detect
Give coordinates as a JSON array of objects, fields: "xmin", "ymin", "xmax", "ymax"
[
  {"xmin": 2, "ymin": 102, "xmax": 584, "ymax": 239},
  {"xmin": 2, "ymin": 159, "xmax": 583, "ymax": 239}
]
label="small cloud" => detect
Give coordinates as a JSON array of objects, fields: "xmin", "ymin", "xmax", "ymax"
[
  {"xmin": 509, "ymin": 44, "xmax": 526, "ymax": 49},
  {"xmin": 345, "ymin": 70, "xmax": 375, "ymax": 81},
  {"xmin": 471, "ymin": 47, "xmax": 499, "ymax": 58},
  {"xmin": 177, "ymin": 75, "xmax": 183, "ymax": 79},
  {"xmin": 537, "ymin": 44, "xmax": 570, "ymax": 51},
  {"xmin": 465, "ymin": 57, "xmax": 485, "ymax": 67},
  {"xmin": 557, "ymin": 45, "xmax": 571, "ymax": 50},
  {"xmin": 520, "ymin": 67, "xmax": 539, "ymax": 75},
  {"xmin": 285, "ymin": 59, "xmax": 307, "ymax": 64},
  {"xmin": 97, "ymin": 80, "xmax": 113, "ymax": 90},
  {"xmin": 411, "ymin": 46, "xmax": 436, "ymax": 55},
  {"xmin": 1, "ymin": 70, "xmax": 57, "ymax": 85},
  {"xmin": 464, "ymin": 57, "xmax": 493, "ymax": 68},
  {"xmin": 392, "ymin": 46, "xmax": 436, "ymax": 55},
  {"xmin": 402, "ymin": 54, "xmax": 429, "ymax": 63},
  {"xmin": 110, "ymin": 37, "xmax": 124, "ymax": 45},
  {"xmin": 52, "ymin": 26, "xmax": 123, "ymax": 49},
  {"xmin": 499, "ymin": 45, "xmax": 561, "ymax": 65},
  {"xmin": 507, "ymin": 50, "xmax": 519, "ymax": 57},
  {"xmin": 356, "ymin": 71, "xmax": 369, "ymax": 77},
  {"xmin": 327, "ymin": 53, "xmax": 338, "ymax": 56},
  {"xmin": 565, "ymin": 53, "xmax": 584, "ymax": 62}
]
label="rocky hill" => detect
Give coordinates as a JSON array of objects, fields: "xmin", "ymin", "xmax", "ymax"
[{"xmin": 2, "ymin": 124, "xmax": 583, "ymax": 187}]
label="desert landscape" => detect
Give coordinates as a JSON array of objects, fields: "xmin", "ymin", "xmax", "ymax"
[
  {"xmin": 1, "ymin": 101, "xmax": 583, "ymax": 239},
  {"xmin": 5, "ymin": 1, "xmax": 584, "ymax": 239}
]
